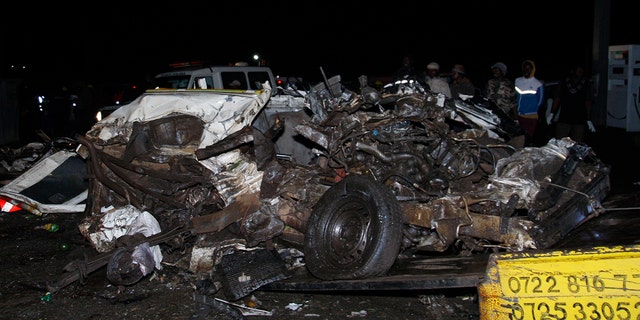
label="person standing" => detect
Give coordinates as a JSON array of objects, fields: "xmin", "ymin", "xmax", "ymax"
[
  {"xmin": 392, "ymin": 55, "xmax": 419, "ymax": 83},
  {"xmin": 485, "ymin": 62, "xmax": 517, "ymax": 118},
  {"xmin": 449, "ymin": 64, "xmax": 476, "ymax": 99},
  {"xmin": 423, "ymin": 62, "xmax": 452, "ymax": 98},
  {"xmin": 547, "ymin": 65, "xmax": 595, "ymax": 143},
  {"xmin": 515, "ymin": 60, "xmax": 544, "ymax": 146}
]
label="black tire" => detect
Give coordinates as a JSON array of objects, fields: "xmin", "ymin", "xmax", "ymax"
[{"xmin": 303, "ymin": 175, "xmax": 404, "ymax": 280}]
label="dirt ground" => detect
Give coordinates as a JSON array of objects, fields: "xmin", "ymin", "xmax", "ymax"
[
  {"xmin": 0, "ymin": 207, "xmax": 483, "ymax": 320},
  {"xmin": 2, "ymin": 192, "xmax": 640, "ymax": 320}
]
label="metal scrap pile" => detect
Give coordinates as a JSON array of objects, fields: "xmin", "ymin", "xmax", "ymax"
[{"xmin": 0, "ymin": 75, "xmax": 610, "ymax": 298}]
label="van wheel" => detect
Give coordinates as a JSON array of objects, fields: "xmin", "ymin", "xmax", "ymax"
[{"xmin": 304, "ymin": 175, "xmax": 404, "ymax": 280}]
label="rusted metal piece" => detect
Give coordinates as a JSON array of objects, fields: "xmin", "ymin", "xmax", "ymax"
[
  {"xmin": 191, "ymin": 192, "xmax": 261, "ymax": 234},
  {"xmin": 263, "ymin": 254, "xmax": 490, "ymax": 291}
]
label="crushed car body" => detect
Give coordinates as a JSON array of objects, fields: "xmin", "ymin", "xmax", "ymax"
[{"xmin": 0, "ymin": 75, "xmax": 611, "ymax": 299}]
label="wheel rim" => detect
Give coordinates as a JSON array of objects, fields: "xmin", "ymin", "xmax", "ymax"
[{"xmin": 327, "ymin": 197, "xmax": 372, "ymax": 264}]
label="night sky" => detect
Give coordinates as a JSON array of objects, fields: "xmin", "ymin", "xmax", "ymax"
[{"xmin": 1, "ymin": 0, "xmax": 638, "ymax": 88}]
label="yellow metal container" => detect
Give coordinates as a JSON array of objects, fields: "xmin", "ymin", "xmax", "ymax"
[{"xmin": 479, "ymin": 245, "xmax": 640, "ymax": 320}]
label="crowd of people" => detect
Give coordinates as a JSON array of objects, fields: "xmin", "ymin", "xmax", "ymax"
[{"xmin": 390, "ymin": 56, "xmax": 596, "ymax": 147}]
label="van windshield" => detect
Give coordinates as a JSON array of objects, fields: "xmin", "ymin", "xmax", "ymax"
[{"xmin": 150, "ymin": 75, "xmax": 191, "ymax": 89}]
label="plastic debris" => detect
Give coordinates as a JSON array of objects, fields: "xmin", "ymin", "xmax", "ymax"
[
  {"xmin": 0, "ymin": 197, "xmax": 20, "ymax": 213},
  {"xmin": 285, "ymin": 302, "xmax": 303, "ymax": 311},
  {"xmin": 347, "ymin": 310, "xmax": 368, "ymax": 317},
  {"xmin": 35, "ymin": 223, "xmax": 59, "ymax": 232},
  {"xmin": 214, "ymin": 296, "xmax": 273, "ymax": 316},
  {"xmin": 40, "ymin": 292, "xmax": 52, "ymax": 302}
]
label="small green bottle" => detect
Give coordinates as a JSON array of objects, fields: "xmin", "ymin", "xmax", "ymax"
[{"xmin": 36, "ymin": 223, "xmax": 59, "ymax": 232}]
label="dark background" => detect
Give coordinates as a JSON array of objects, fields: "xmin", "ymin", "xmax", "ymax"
[
  {"xmin": 1, "ymin": 0, "xmax": 638, "ymax": 86},
  {"xmin": 1, "ymin": 0, "xmax": 639, "ymax": 144}
]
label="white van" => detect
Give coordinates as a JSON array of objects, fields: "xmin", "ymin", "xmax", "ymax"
[
  {"xmin": 95, "ymin": 63, "xmax": 279, "ymax": 122},
  {"xmin": 150, "ymin": 63, "xmax": 278, "ymax": 97}
]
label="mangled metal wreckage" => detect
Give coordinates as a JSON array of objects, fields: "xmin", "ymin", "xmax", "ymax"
[{"xmin": 0, "ymin": 76, "xmax": 610, "ymax": 299}]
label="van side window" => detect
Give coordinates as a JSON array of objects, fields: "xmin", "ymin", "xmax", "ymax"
[
  {"xmin": 193, "ymin": 76, "xmax": 214, "ymax": 89},
  {"xmin": 151, "ymin": 75, "xmax": 191, "ymax": 89},
  {"xmin": 248, "ymin": 72, "xmax": 271, "ymax": 90},
  {"xmin": 221, "ymin": 72, "xmax": 248, "ymax": 90}
]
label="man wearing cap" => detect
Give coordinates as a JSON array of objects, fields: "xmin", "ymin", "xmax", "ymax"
[
  {"xmin": 486, "ymin": 62, "xmax": 517, "ymax": 117},
  {"xmin": 424, "ymin": 62, "xmax": 452, "ymax": 98}
]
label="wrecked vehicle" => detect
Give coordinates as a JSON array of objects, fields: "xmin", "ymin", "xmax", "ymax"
[
  {"xmin": 0, "ymin": 131, "xmax": 78, "ymax": 181},
  {"xmin": 0, "ymin": 74, "xmax": 610, "ymax": 298}
]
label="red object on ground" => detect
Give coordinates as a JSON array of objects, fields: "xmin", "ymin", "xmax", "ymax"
[{"xmin": 0, "ymin": 197, "xmax": 20, "ymax": 213}]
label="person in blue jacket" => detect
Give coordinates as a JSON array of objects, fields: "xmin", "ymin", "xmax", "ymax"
[{"xmin": 515, "ymin": 60, "xmax": 544, "ymax": 146}]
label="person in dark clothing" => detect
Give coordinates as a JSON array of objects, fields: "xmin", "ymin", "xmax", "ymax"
[
  {"xmin": 392, "ymin": 55, "xmax": 419, "ymax": 82},
  {"xmin": 547, "ymin": 65, "xmax": 595, "ymax": 142},
  {"xmin": 449, "ymin": 64, "xmax": 476, "ymax": 99}
]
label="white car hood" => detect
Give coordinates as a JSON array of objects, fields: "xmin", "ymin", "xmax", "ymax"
[{"xmin": 91, "ymin": 86, "xmax": 273, "ymax": 149}]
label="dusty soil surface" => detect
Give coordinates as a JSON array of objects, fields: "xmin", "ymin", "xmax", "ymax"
[
  {"xmin": 3, "ymin": 190, "xmax": 640, "ymax": 319},
  {"xmin": 0, "ymin": 209, "xmax": 481, "ymax": 320}
]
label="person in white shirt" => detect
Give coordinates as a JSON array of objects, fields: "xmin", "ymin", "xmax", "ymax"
[{"xmin": 423, "ymin": 62, "xmax": 452, "ymax": 98}]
